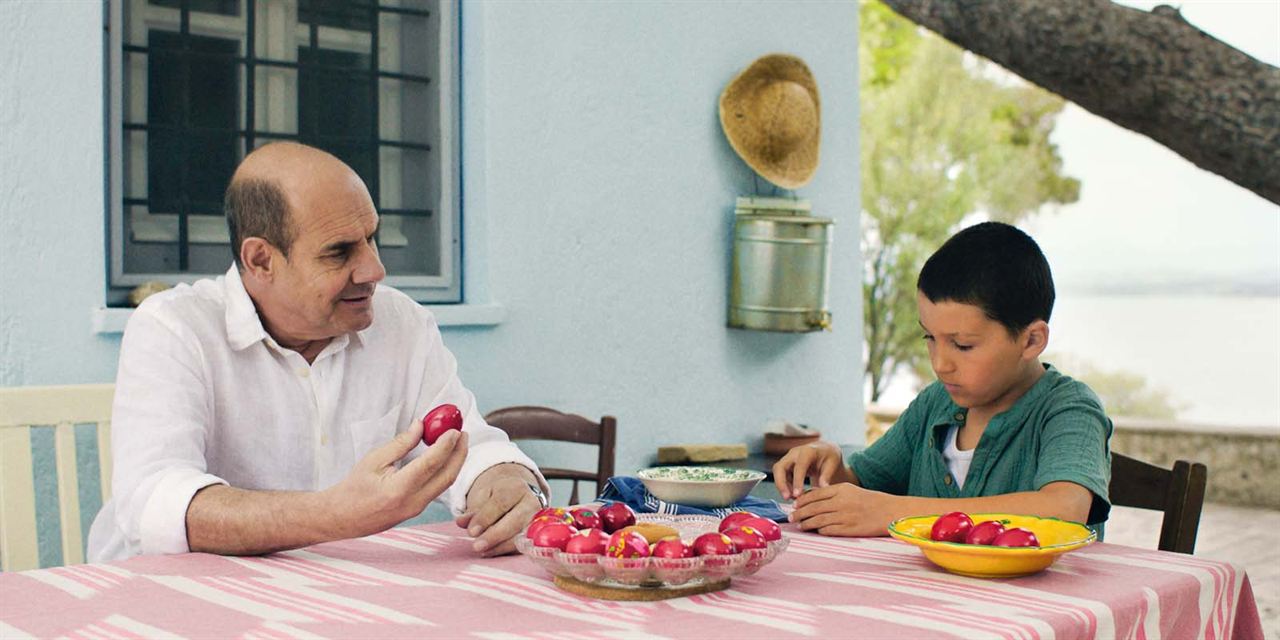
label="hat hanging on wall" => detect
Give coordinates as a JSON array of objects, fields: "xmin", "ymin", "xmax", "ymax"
[{"xmin": 718, "ymin": 53, "xmax": 821, "ymax": 190}]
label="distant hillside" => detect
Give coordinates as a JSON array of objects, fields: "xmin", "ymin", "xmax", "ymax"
[{"xmin": 1059, "ymin": 273, "xmax": 1280, "ymax": 297}]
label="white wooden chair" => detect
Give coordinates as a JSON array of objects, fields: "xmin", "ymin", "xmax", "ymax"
[{"xmin": 0, "ymin": 384, "xmax": 114, "ymax": 571}]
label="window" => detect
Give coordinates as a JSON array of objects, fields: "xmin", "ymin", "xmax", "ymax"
[{"xmin": 106, "ymin": 0, "xmax": 460, "ymax": 305}]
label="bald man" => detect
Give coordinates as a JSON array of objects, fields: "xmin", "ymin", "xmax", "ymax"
[{"xmin": 88, "ymin": 143, "xmax": 548, "ymax": 562}]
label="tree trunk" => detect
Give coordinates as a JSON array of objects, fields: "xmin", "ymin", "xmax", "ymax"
[{"xmin": 881, "ymin": 0, "xmax": 1280, "ymax": 205}]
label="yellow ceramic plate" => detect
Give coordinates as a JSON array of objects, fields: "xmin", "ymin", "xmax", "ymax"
[{"xmin": 888, "ymin": 513, "xmax": 1096, "ymax": 578}]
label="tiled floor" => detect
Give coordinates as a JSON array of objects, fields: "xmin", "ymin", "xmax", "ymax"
[{"xmin": 1105, "ymin": 502, "xmax": 1280, "ymax": 637}]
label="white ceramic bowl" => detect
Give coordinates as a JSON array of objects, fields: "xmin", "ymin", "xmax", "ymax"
[{"xmin": 636, "ymin": 466, "xmax": 765, "ymax": 507}]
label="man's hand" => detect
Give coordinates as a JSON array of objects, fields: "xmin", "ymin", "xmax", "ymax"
[
  {"xmin": 188, "ymin": 420, "xmax": 469, "ymax": 556},
  {"xmin": 455, "ymin": 463, "xmax": 542, "ymax": 557},
  {"xmin": 324, "ymin": 421, "xmax": 469, "ymax": 540},
  {"xmin": 790, "ymin": 483, "xmax": 898, "ymax": 537},
  {"xmin": 772, "ymin": 441, "xmax": 855, "ymax": 500}
]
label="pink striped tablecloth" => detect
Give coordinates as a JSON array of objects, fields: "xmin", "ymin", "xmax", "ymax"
[{"xmin": 0, "ymin": 522, "xmax": 1263, "ymax": 639}]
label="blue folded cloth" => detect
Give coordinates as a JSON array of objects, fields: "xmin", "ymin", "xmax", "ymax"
[{"xmin": 596, "ymin": 476, "xmax": 787, "ymax": 522}]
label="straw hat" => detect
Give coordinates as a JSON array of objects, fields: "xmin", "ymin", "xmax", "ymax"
[{"xmin": 719, "ymin": 53, "xmax": 821, "ymax": 189}]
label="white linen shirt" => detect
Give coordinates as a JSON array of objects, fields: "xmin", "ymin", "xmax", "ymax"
[{"xmin": 87, "ymin": 266, "xmax": 543, "ymax": 563}]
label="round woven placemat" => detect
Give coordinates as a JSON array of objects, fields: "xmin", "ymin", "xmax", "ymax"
[{"xmin": 552, "ymin": 575, "xmax": 730, "ymax": 601}]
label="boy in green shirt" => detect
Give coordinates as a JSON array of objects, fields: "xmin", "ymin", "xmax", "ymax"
[{"xmin": 775, "ymin": 222, "xmax": 1111, "ymax": 536}]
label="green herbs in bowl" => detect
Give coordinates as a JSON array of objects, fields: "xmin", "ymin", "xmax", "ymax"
[{"xmin": 636, "ymin": 466, "xmax": 766, "ymax": 507}]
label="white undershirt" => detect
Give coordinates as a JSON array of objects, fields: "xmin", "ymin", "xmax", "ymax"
[{"xmin": 943, "ymin": 424, "xmax": 975, "ymax": 489}]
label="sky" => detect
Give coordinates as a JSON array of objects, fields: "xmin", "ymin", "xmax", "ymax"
[{"xmin": 1021, "ymin": 0, "xmax": 1280, "ymax": 292}]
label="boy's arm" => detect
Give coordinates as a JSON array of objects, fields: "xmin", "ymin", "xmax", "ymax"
[{"xmin": 791, "ymin": 481, "xmax": 1092, "ymax": 537}]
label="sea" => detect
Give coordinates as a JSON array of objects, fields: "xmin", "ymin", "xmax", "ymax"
[{"xmin": 872, "ymin": 294, "xmax": 1280, "ymax": 429}]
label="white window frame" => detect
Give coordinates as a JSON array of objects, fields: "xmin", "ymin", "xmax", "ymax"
[{"xmin": 105, "ymin": 0, "xmax": 461, "ymax": 303}]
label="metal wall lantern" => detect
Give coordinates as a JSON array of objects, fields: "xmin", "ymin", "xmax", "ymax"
[{"xmin": 728, "ymin": 196, "xmax": 834, "ymax": 333}]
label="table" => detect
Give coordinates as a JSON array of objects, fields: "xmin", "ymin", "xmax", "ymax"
[{"xmin": 0, "ymin": 521, "xmax": 1263, "ymax": 639}]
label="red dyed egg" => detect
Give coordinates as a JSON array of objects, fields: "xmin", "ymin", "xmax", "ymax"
[
  {"xmin": 650, "ymin": 537, "xmax": 694, "ymax": 559},
  {"xmin": 965, "ymin": 520, "xmax": 1006, "ymax": 546},
  {"xmin": 422, "ymin": 404, "xmax": 464, "ymax": 446},
  {"xmin": 606, "ymin": 530, "xmax": 650, "ymax": 558},
  {"xmin": 570, "ymin": 508, "xmax": 603, "ymax": 530},
  {"xmin": 691, "ymin": 532, "xmax": 738, "ymax": 556},
  {"xmin": 532, "ymin": 507, "xmax": 570, "ymax": 521},
  {"xmin": 530, "ymin": 522, "xmax": 577, "ymax": 550},
  {"xmin": 992, "ymin": 527, "xmax": 1041, "ymax": 548},
  {"xmin": 597, "ymin": 503, "xmax": 637, "ymax": 533},
  {"xmin": 723, "ymin": 526, "xmax": 768, "ymax": 550},
  {"xmin": 563, "ymin": 528, "xmax": 609, "ymax": 555},
  {"xmin": 930, "ymin": 511, "xmax": 974, "ymax": 543},
  {"xmin": 717, "ymin": 511, "xmax": 758, "ymax": 533},
  {"xmin": 526, "ymin": 514, "xmax": 574, "ymax": 540},
  {"xmin": 740, "ymin": 516, "xmax": 783, "ymax": 541}
]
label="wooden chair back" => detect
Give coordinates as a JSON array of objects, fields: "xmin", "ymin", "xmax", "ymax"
[
  {"xmin": 0, "ymin": 384, "xmax": 115, "ymax": 570},
  {"xmin": 1109, "ymin": 452, "xmax": 1207, "ymax": 554},
  {"xmin": 484, "ymin": 406, "xmax": 616, "ymax": 505}
]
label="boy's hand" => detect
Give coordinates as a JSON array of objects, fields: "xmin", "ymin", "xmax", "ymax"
[
  {"xmin": 790, "ymin": 483, "xmax": 897, "ymax": 537},
  {"xmin": 772, "ymin": 441, "xmax": 853, "ymax": 500}
]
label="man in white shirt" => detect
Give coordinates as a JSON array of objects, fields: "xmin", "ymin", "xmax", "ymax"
[{"xmin": 88, "ymin": 142, "xmax": 548, "ymax": 563}]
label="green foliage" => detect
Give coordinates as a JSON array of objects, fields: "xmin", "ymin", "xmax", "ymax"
[
  {"xmin": 860, "ymin": 0, "xmax": 1081, "ymax": 400},
  {"xmin": 1048, "ymin": 354, "xmax": 1182, "ymax": 420}
]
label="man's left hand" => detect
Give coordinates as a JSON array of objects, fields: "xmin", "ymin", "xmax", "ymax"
[{"xmin": 455, "ymin": 463, "xmax": 543, "ymax": 557}]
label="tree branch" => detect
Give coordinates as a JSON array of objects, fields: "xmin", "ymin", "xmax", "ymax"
[{"xmin": 881, "ymin": 0, "xmax": 1280, "ymax": 204}]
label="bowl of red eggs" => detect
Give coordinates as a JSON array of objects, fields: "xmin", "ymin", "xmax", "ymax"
[
  {"xmin": 515, "ymin": 504, "xmax": 789, "ymax": 588},
  {"xmin": 888, "ymin": 511, "xmax": 1097, "ymax": 578}
]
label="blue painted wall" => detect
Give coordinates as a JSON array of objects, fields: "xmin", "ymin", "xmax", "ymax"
[{"xmin": 1, "ymin": 0, "xmax": 862, "ymax": 558}]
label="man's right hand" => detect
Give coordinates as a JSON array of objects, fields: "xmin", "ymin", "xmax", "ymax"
[
  {"xmin": 772, "ymin": 441, "xmax": 854, "ymax": 500},
  {"xmin": 324, "ymin": 420, "xmax": 469, "ymax": 540}
]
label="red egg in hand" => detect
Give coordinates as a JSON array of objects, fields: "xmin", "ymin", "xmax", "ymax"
[
  {"xmin": 930, "ymin": 511, "xmax": 974, "ymax": 543},
  {"xmin": 965, "ymin": 520, "xmax": 1006, "ymax": 546},
  {"xmin": 570, "ymin": 508, "xmax": 603, "ymax": 531},
  {"xmin": 650, "ymin": 537, "xmax": 694, "ymax": 559},
  {"xmin": 531, "ymin": 522, "xmax": 577, "ymax": 550},
  {"xmin": 691, "ymin": 532, "xmax": 738, "ymax": 556},
  {"xmin": 606, "ymin": 530, "xmax": 650, "ymax": 558},
  {"xmin": 740, "ymin": 516, "xmax": 783, "ymax": 542},
  {"xmin": 422, "ymin": 404, "xmax": 463, "ymax": 445},
  {"xmin": 563, "ymin": 528, "xmax": 610, "ymax": 555},
  {"xmin": 597, "ymin": 503, "xmax": 637, "ymax": 533},
  {"xmin": 723, "ymin": 526, "xmax": 768, "ymax": 551},
  {"xmin": 992, "ymin": 527, "xmax": 1041, "ymax": 548},
  {"xmin": 718, "ymin": 511, "xmax": 758, "ymax": 533}
]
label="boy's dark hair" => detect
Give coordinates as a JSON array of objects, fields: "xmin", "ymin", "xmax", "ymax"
[{"xmin": 917, "ymin": 221, "xmax": 1055, "ymax": 335}]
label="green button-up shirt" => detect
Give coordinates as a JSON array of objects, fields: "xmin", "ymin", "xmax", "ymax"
[{"xmin": 849, "ymin": 365, "xmax": 1113, "ymax": 530}]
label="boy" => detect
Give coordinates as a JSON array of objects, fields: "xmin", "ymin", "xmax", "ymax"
[{"xmin": 774, "ymin": 222, "xmax": 1111, "ymax": 536}]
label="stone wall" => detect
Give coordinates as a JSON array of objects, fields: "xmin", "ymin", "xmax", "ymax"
[
  {"xmin": 864, "ymin": 405, "xmax": 1279, "ymax": 509},
  {"xmin": 1108, "ymin": 418, "xmax": 1279, "ymax": 509}
]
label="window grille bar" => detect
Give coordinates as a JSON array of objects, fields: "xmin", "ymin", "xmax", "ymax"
[
  {"xmin": 245, "ymin": 0, "xmax": 257, "ymax": 153},
  {"xmin": 374, "ymin": 4, "xmax": 430, "ymax": 18},
  {"xmin": 377, "ymin": 208, "xmax": 433, "ymax": 217},
  {"xmin": 369, "ymin": 0, "xmax": 381, "ymax": 229},
  {"xmin": 123, "ymin": 122, "xmax": 431, "ymax": 151},
  {"xmin": 178, "ymin": 0, "xmax": 192, "ymax": 271},
  {"xmin": 124, "ymin": 197, "xmax": 224, "ymax": 212},
  {"xmin": 123, "ymin": 45, "xmax": 432, "ymax": 86},
  {"xmin": 299, "ymin": 2, "xmax": 433, "ymax": 19},
  {"xmin": 125, "ymin": 196, "xmax": 428, "ymax": 218}
]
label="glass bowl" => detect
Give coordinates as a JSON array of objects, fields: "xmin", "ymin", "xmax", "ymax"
[{"xmin": 516, "ymin": 513, "xmax": 788, "ymax": 588}]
